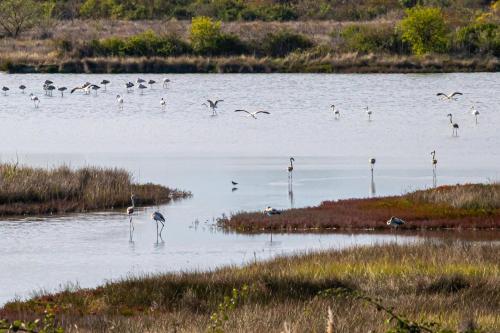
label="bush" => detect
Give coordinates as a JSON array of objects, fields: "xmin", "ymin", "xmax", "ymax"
[
  {"xmin": 260, "ymin": 30, "xmax": 314, "ymax": 57},
  {"xmin": 454, "ymin": 22, "xmax": 500, "ymax": 56},
  {"xmin": 79, "ymin": 0, "xmax": 119, "ymax": 19},
  {"xmin": 340, "ymin": 24, "xmax": 408, "ymax": 54},
  {"xmin": 399, "ymin": 6, "xmax": 449, "ymax": 55},
  {"xmin": 190, "ymin": 16, "xmax": 248, "ymax": 55}
]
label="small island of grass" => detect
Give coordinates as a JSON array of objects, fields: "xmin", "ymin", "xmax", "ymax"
[
  {"xmin": 0, "ymin": 163, "xmax": 191, "ymax": 216},
  {"xmin": 219, "ymin": 183, "xmax": 500, "ymax": 232}
]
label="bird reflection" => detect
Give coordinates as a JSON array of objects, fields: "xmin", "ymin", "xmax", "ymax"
[
  {"xmin": 232, "ymin": 187, "xmax": 238, "ymax": 192},
  {"xmin": 370, "ymin": 174, "xmax": 376, "ymax": 197},
  {"xmin": 431, "ymin": 150, "xmax": 438, "ymax": 188},
  {"xmin": 129, "ymin": 216, "xmax": 134, "ymax": 243},
  {"xmin": 288, "ymin": 183, "xmax": 294, "ymax": 209}
]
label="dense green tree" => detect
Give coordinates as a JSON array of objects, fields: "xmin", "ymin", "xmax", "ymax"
[{"xmin": 399, "ymin": 6, "xmax": 449, "ymax": 55}]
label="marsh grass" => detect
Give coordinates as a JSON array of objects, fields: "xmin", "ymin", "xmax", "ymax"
[
  {"xmin": 0, "ymin": 163, "xmax": 190, "ymax": 216},
  {"xmin": 2, "ymin": 242, "xmax": 499, "ymax": 332},
  {"xmin": 221, "ymin": 183, "xmax": 500, "ymax": 232}
]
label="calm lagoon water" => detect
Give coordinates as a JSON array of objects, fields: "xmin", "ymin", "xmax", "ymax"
[{"xmin": 0, "ymin": 73, "xmax": 499, "ymax": 304}]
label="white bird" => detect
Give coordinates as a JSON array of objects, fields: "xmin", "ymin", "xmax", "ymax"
[
  {"xmin": 127, "ymin": 194, "xmax": 135, "ymax": 231},
  {"xmin": 437, "ymin": 92, "xmax": 462, "ymax": 100},
  {"xmin": 203, "ymin": 99, "xmax": 223, "ymax": 115},
  {"xmin": 148, "ymin": 79, "xmax": 156, "ymax": 88},
  {"xmin": 29, "ymin": 93, "xmax": 40, "ymax": 108},
  {"xmin": 160, "ymin": 98, "xmax": 167, "ymax": 109},
  {"xmin": 331, "ymin": 104, "xmax": 340, "ymax": 119},
  {"xmin": 369, "ymin": 158, "xmax": 376, "ymax": 171},
  {"xmin": 264, "ymin": 206, "xmax": 281, "ymax": 216},
  {"xmin": 138, "ymin": 83, "xmax": 147, "ymax": 94},
  {"xmin": 116, "ymin": 95, "xmax": 124, "ymax": 109},
  {"xmin": 2, "ymin": 86, "xmax": 9, "ymax": 96},
  {"xmin": 365, "ymin": 106, "xmax": 372, "ymax": 121},
  {"xmin": 431, "ymin": 150, "xmax": 437, "ymax": 169},
  {"xmin": 386, "ymin": 216, "xmax": 406, "ymax": 228},
  {"xmin": 234, "ymin": 109, "xmax": 270, "ymax": 119},
  {"xmin": 447, "ymin": 113, "xmax": 459, "ymax": 137},
  {"xmin": 151, "ymin": 211, "xmax": 166, "ymax": 236},
  {"xmin": 19, "ymin": 85, "xmax": 26, "ymax": 93},
  {"xmin": 71, "ymin": 82, "xmax": 92, "ymax": 94},
  {"xmin": 163, "ymin": 78, "xmax": 170, "ymax": 88},
  {"xmin": 471, "ymin": 106, "xmax": 480, "ymax": 124}
]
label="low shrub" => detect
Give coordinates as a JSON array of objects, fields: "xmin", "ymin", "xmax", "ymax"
[
  {"xmin": 454, "ymin": 22, "xmax": 500, "ymax": 56},
  {"xmin": 340, "ymin": 24, "xmax": 408, "ymax": 53},
  {"xmin": 259, "ymin": 30, "xmax": 314, "ymax": 57}
]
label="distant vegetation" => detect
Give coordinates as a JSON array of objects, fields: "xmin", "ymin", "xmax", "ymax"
[
  {"xmin": 220, "ymin": 183, "xmax": 500, "ymax": 231},
  {"xmin": 0, "ymin": 163, "xmax": 190, "ymax": 216},
  {"xmin": 2, "ymin": 242, "xmax": 498, "ymax": 332},
  {"xmin": 0, "ymin": 0, "xmax": 499, "ymax": 72}
]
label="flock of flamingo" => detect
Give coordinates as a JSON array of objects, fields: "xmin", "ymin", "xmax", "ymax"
[{"xmin": 1, "ymin": 77, "xmax": 479, "ymax": 234}]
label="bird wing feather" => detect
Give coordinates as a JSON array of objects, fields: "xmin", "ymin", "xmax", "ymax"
[{"xmin": 235, "ymin": 109, "xmax": 250, "ymax": 115}]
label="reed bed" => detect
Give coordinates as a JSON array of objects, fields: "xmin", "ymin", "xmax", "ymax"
[
  {"xmin": 0, "ymin": 163, "xmax": 190, "ymax": 216},
  {"xmin": 2, "ymin": 242, "xmax": 499, "ymax": 332},
  {"xmin": 220, "ymin": 184, "xmax": 500, "ymax": 232}
]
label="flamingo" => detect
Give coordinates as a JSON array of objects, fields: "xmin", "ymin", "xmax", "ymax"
[
  {"xmin": 58, "ymin": 87, "xmax": 67, "ymax": 97},
  {"xmin": 151, "ymin": 211, "xmax": 166, "ymax": 237},
  {"xmin": 231, "ymin": 181, "xmax": 238, "ymax": 186},
  {"xmin": 331, "ymin": 104, "xmax": 340, "ymax": 119},
  {"xmin": 163, "ymin": 78, "xmax": 170, "ymax": 88},
  {"xmin": 29, "ymin": 93, "xmax": 40, "ymax": 108},
  {"xmin": 431, "ymin": 150, "xmax": 438, "ymax": 188},
  {"xmin": 160, "ymin": 98, "xmax": 166, "ymax": 109},
  {"xmin": 2, "ymin": 87, "xmax": 9, "ymax": 96},
  {"xmin": 91, "ymin": 84, "xmax": 101, "ymax": 95},
  {"xmin": 116, "ymin": 95, "xmax": 124, "ymax": 109},
  {"xmin": 288, "ymin": 157, "xmax": 295, "ymax": 183},
  {"xmin": 431, "ymin": 150, "xmax": 437, "ymax": 169},
  {"xmin": 46, "ymin": 85, "xmax": 55, "ymax": 97},
  {"xmin": 203, "ymin": 99, "xmax": 224, "ymax": 116},
  {"xmin": 19, "ymin": 85, "xmax": 26, "ymax": 93},
  {"xmin": 125, "ymin": 82, "xmax": 134, "ymax": 92},
  {"xmin": 234, "ymin": 109, "xmax": 270, "ymax": 119},
  {"xmin": 369, "ymin": 158, "xmax": 376, "ymax": 173},
  {"xmin": 127, "ymin": 194, "xmax": 135, "ymax": 231},
  {"xmin": 148, "ymin": 79, "xmax": 156, "ymax": 88},
  {"xmin": 365, "ymin": 106, "xmax": 372, "ymax": 121},
  {"xmin": 437, "ymin": 92, "xmax": 462, "ymax": 101},
  {"xmin": 136, "ymin": 78, "xmax": 146, "ymax": 85},
  {"xmin": 447, "ymin": 113, "xmax": 459, "ymax": 137},
  {"xmin": 138, "ymin": 83, "xmax": 147, "ymax": 94},
  {"xmin": 471, "ymin": 106, "xmax": 479, "ymax": 124},
  {"xmin": 71, "ymin": 82, "xmax": 92, "ymax": 94},
  {"xmin": 100, "ymin": 79, "xmax": 110, "ymax": 91},
  {"xmin": 387, "ymin": 216, "xmax": 406, "ymax": 228}
]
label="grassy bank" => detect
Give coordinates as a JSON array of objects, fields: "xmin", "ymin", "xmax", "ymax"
[
  {"xmin": 3, "ymin": 53, "xmax": 500, "ymax": 74},
  {"xmin": 0, "ymin": 163, "xmax": 190, "ymax": 216},
  {"xmin": 220, "ymin": 184, "xmax": 500, "ymax": 232},
  {"xmin": 1, "ymin": 242, "xmax": 499, "ymax": 332}
]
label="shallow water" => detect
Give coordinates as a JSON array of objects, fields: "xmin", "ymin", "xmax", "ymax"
[{"xmin": 0, "ymin": 73, "xmax": 499, "ymax": 305}]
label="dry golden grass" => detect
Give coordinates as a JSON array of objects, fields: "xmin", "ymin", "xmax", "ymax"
[
  {"xmin": 2, "ymin": 242, "xmax": 499, "ymax": 332},
  {"xmin": 0, "ymin": 163, "xmax": 190, "ymax": 216}
]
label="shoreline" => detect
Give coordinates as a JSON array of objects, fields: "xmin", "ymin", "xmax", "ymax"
[{"xmin": 2, "ymin": 54, "xmax": 499, "ymax": 74}]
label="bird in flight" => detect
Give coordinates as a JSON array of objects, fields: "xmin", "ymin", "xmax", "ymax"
[
  {"xmin": 234, "ymin": 109, "xmax": 270, "ymax": 119},
  {"xmin": 437, "ymin": 92, "xmax": 462, "ymax": 100},
  {"xmin": 203, "ymin": 99, "xmax": 224, "ymax": 115}
]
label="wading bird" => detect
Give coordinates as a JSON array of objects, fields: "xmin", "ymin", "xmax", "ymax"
[
  {"xmin": 44, "ymin": 80, "xmax": 53, "ymax": 85},
  {"xmin": 431, "ymin": 150, "xmax": 437, "ymax": 169},
  {"xmin": 331, "ymin": 104, "xmax": 340, "ymax": 119},
  {"xmin": 125, "ymin": 82, "xmax": 134, "ymax": 92},
  {"xmin": 365, "ymin": 106, "xmax": 372, "ymax": 121},
  {"xmin": 91, "ymin": 84, "xmax": 101, "ymax": 95},
  {"xmin": 386, "ymin": 216, "xmax": 406, "ymax": 228},
  {"xmin": 151, "ymin": 211, "xmax": 166, "ymax": 237},
  {"xmin": 287, "ymin": 157, "xmax": 295, "ymax": 184},
  {"xmin": 437, "ymin": 92, "xmax": 462, "ymax": 101},
  {"xmin": 19, "ymin": 85, "xmax": 26, "ymax": 93},
  {"xmin": 127, "ymin": 194, "xmax": 135, "ymax": 232},
  {"xmin": 116, "ymin": 95, "xmax": 124, "ymax": 109},
  {"xmin": 58, "ymin": 87, "xmax": 67, "ymax": 97},
  {"xmin": 160, "ymin": 98, "xmax": 166, "ymax": 109},
  {"xmin": 369, "ymin": 158, "xmax": 376, "ymax": 172},
  {"xmin": 234, "ymin": 109, "xmax": 270, "ymax": 119},
  {"xmin": 2, "ymin": 87, "xmax": 9, "ymax": 96},
  {"xmin": 203, "ymin": 99, "xmax": 223, "ymax": 115},
  {"xmin": 148, "ymin": 79, "xmax": 156, "ymax": 88},
  {"xmin": 138, "ymin": 83, "xmax": 147, "ymax": 94},
  {"xmin": 264, "ymin": 206, "xmax": 281, "ymax": 216},
  {"xmin": 100, "ymin": 79, "xmax": 110, "ymax": 91},
  {"xmin": 163, "ymin": 78, "xmax": 170, "ymax": 88},
  {"xmin": 471, "ymin": 106, "xmax": 480, "ymax": 124},
  {"xmin": 30, "ymin": 93, "xmax": 40, "ymax": 108},
  {"xmin": 231, "ymin": 181, "xmax": 238, "ymax": 186},
  {"xmin": 447, "ymin": 113, "xmax": 459, "ymax": 137},
  {"xmin": 46, "ymin": 85, "xmax": 56, "ymax": 97},
  {"xmin": 71, "ymin": 82, "xmax": 92, "ymax": 94},
  {"xmin": 136, "ymin": 78, "xmax": 146, "ymax": 85}
]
